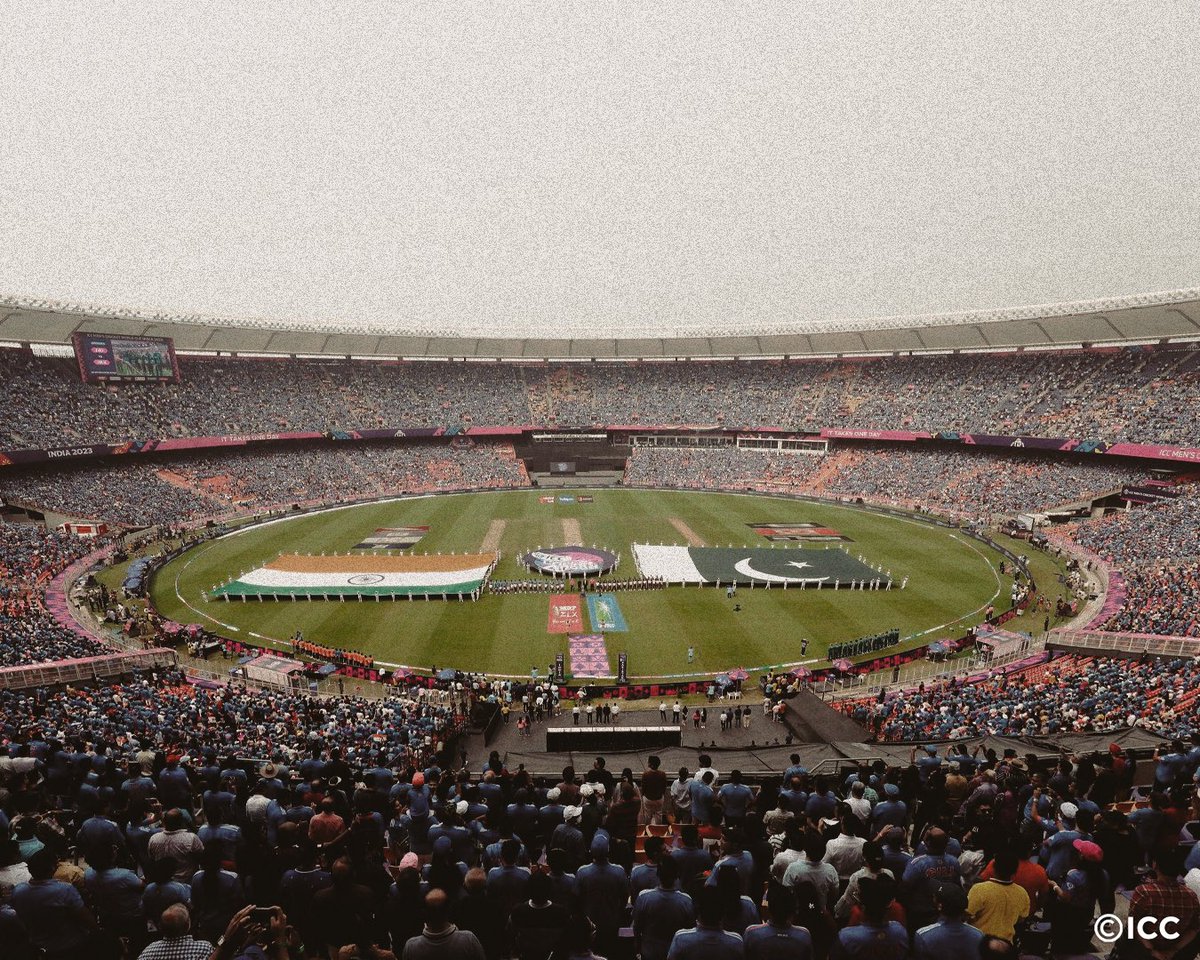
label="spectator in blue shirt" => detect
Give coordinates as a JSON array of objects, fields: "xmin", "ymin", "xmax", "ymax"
[
  {"xmin": 743, "ymin": 885, "xmax": 814, "ymax": 960},
  {"xmin": 671, "ymin": 824, "xmax": 715, "ymax": 888},
  {"xmin": 10, "ymin": 848, "xmax": 96, "ymax": 960},
  {"xmin": 913, "ymin": 883, "xmax": 983, "ymax": 960},
  {"xmin": 901, "ymin": 827, "xmax": 962, "ymax": 931},
  {"xmin": 719, "ymin": 770, "xmax": 754, "ymax": 826},
  {"xmin": 833, "ymin": 876, "xmax": 908, "ymax": 959},
  {"xmin": 576, "ymin": 833, "xmax": 630, "ymax": 957},
  {"xmin": 690, "ymin": 772, "xmax": 716, "ymax": 825},
  {"xmin": 83, "ymin": 842, "xmax": 145, "ymax": 952},
  {"xmin": 633, "ymin": 857, "xmax": 695, "ymax": 960},
  {"xmin": 667, "ymin": 885, "xmax": 744, "ymax": 960},
  {"xmin": 486, "ymin": 838, "xmax": 531, "ymax": 915}
]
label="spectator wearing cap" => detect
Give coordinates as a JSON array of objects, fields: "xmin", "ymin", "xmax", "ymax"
[
  {"xmin": 1046, "ymin": 839, "xmax": 1114, "ymax": 956},
  {"xmin": 913, "ymin": 883, "xmax": 983, "ymax": 960},
  {"xmin": 539, "ymin": 787, "xmax": 565, "ymax": 844},
  {"xmin": 913, "ymin": 745, "xmax": 943, "ymax": 782},
  {"xmin": 1037, "ymin": 798, "xmax": 1086, "ymax": 882},
  {"xmin": 871, "ymin": 784, "xmax": 908, "ymax": 832},
  {"xmin": 549, "ymin": 806, "xmax": 586, "ymax": 873},
  {"xmin": 576, "ymin": 833, "xmax": 629, "ymax": 956}
]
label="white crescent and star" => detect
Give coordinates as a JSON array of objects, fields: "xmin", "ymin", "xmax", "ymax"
[{"xmin": 732, "ymin": 558, "xmax": 830, "ymax": 583}]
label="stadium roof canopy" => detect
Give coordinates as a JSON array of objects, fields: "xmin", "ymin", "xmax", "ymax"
[
  {"xmin": 3, "ymin": 290, "xmax": 1199, "ymax": 360},
  {"xmin": 1, "ymin": 4, "xmax": 1197, "ymax": 359}
]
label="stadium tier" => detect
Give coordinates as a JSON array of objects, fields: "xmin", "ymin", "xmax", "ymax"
[{"xmin": 3, "ymin": 345, "xmax": 1200, "ymax": 451}]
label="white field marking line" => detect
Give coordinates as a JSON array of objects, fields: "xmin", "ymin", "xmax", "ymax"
[
  {"xmin": 562, "ymin": 518, "xmax": 582, "ymax": 544},
  {"xmin": 480, "ymin": 518, "xmax": 507, "ymax": 553},
  {"xmin": 173, "ymin": 537, "xmax": 242, "ymax": 632},
  {"xmin": 669, "ymin": 517, "xmax": 706, "ymax": 546}
]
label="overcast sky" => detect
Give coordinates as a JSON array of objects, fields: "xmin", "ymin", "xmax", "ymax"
[{"xmin": 0, "ymin": 2, "xmax": 1197, "ymax": 337}]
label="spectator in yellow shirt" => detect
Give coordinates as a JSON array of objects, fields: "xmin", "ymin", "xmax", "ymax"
[{"xmin": 967, "ymin": 849, "xmax": 1030, "ymax": 942}]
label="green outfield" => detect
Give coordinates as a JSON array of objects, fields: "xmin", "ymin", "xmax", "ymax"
[{"xmin": 147, "ymin": 489, "xmax": 1066, "ymax": 677}]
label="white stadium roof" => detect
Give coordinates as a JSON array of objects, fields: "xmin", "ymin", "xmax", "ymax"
[{"xmin": 1, "ymin": 3, "xmax": 1197, "ymax": 357}]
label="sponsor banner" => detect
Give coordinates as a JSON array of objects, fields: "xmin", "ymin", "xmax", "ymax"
[
  {"xmin": 586, "ymin": 593, "xmax": 628, "ymax": 632},
  {"xmin": 353, "ymin": 526, "xmax": 429, "ymax": 550},
  {"xmin": 748, "ymin": 522, "xmax": 851, "ymax": 542},
  {"xmin": 557, "ymin": 495, "xmax": 576, "ymax": 504},
  {"xmin": 632, "ymin": 544, "xmax": 888, "ymax": 586},
  {"xmin": 539, "ymin": 495, "xmax": 556, "ymax": 504},
  {"xmin": 821, "ymin": 428, "xmax": 929, "ymax": 441},
  {"xmin": 522, "ymin": 546, "xmax": 618, "ymax": 576},
  {"xmin": 1120, "ymin": 484, "xmax": 1182, "ymax": 504},
  {"xmin": 547, "ymin": 594, "xmax": 585, "ymax": 633},
  {"xmin": 1106, "ymin": 442, "xmax": 1200, "ymax": 464},
  {"xmin": 212, "ymin": 552, "xmax": 493, "ymax": 598},
  {"xmin": 577, "ymin": 495, "xmax": 594, "ymax": 503},
  {"xmin": 152, "ymin": 431, "xmax": 323, "ymax": 451},
  {"xmin": 568, "ymin": 633, "xmax": 612, "ymax": 677}
]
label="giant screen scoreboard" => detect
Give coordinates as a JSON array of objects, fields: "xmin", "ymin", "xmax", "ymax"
[{"xmin": 72, "ymin": 333, "xmax": 180, "ymax": 383}]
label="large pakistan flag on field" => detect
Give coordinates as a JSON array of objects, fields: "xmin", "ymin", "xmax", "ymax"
[{"xmin": 632, "ymin": 544, "xmax": 889, "ymax": 587}]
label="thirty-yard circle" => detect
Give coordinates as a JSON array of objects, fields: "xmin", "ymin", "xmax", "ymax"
[{"xmin": 150, "ymin": 489, "xmax": 1032, "ymax": 677}]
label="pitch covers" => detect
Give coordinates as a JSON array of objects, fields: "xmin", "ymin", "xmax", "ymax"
[{"xmin": 353, "ymin": 526, "xmax": 429, "ymax": 550}]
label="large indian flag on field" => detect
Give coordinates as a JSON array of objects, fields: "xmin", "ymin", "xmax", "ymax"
[
  {"xmin": 211, "ymin": 552, "xmax": 496, "ymax": 599},
  {"xmin": 631, "ymin": 544, "xmax": 889, "ymax": 587}
]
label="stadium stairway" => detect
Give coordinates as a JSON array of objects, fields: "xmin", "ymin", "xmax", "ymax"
[{"xmin": 783, "ymin": 688, "xmax": 872, "ymax": 743}]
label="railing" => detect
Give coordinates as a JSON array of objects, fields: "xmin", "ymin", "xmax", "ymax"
[
  {"xmin": 0, "ymin": 649, "xmax": 178, "ymax": 690},
  {"xmin": 1050, "ymin": 629, "xmax": 1200, "ymax": 659},
  {"xmin": 823, "ymin": 633, "xmax": 1048, "ymax": 700}
]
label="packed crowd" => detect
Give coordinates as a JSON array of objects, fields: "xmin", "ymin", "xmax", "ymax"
[
  {"xmin": 625, "ymin": 445, "xmax": 1142, "ymax": 518},
  {"xmin": 624, "ymin": 448, "xmax": 823, "ymax": 494},
  {"xmin": 844, "ymin": 653, "xmax": 1200, "ymax": 742},
  {"xmin": 0, "ymin": 442, "xmax": 527, "ymax": 527},
  {"xmin": 0, "ymin": 520, "xmax": 111, "ymax": 665},
  {"xmin": 819, "ymin": 448, "xmax": 1139, "ymax": 518},
  {"xmin": 1, "ymin": 669, "xmax": 463, "ymax": 772},
  {"xmin": 4, "ymin": 345, "xmax": 1200, "ymax": 449},
  {"xmin": 1103, "ymin": 562, "xmax": 1200, "ymax": 638},
  {"xmin": 1062, "ymin": 490, "xmax": 1200, "ymax": 638},
  {"xmin": 3, "ymin": 710, "xmax": 1200, "ymax": 960}
]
